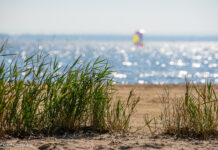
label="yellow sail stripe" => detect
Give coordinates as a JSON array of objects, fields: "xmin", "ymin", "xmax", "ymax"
[{"xmin": 133, "ymin": 34, "xmax": 139, "ymax": 43}]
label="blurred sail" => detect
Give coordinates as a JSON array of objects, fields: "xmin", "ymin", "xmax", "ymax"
[{"xmin": 133, "ymin": 29, "xmax": 144, "ymax": 47}]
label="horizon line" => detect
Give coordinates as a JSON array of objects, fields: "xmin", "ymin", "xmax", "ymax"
[{"xmin": 1, "ymin": 33, "xmax": 218, "ymax": 37}]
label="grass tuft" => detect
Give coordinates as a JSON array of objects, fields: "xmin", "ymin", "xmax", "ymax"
[
  {"xmin": 0, "ymin": 41, "xmax": 139, "ymax": 137},
  {"xmin": 159, "ymin": 80, "xmax": 218, "ymax": 139}
]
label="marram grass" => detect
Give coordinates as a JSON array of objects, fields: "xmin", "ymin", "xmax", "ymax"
[
  {"xmin": 0, "ymin": 41, "xmax": 139, "ymax": 137},
  {"xmin": 146, "ymin": 80, "xmax": 218, "ymax": 139}
]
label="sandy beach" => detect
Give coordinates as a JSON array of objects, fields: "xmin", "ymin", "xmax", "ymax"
[{"xmin": 1, "ymin": 84, "xmax": 218, "ymax": 150}]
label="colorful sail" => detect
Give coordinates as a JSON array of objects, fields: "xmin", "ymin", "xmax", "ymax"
[{"xmin": 133, "ymin": 29, "xmax": 144, "ymax": 47}]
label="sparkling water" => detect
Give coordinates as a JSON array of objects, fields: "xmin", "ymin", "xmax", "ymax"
[{"xmin": 1, "ymin": 35, "xmax": 218, "ymax": 84}]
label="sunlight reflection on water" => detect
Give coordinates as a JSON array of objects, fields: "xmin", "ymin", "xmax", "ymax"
[{"xmin": 1, "ymin": 38, "xmax": 218, "ymax": 84}]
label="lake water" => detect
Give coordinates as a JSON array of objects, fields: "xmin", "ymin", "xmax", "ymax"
[{"xmin": 1, "ymin": 34, "xmax": 218, "ymax": 84}]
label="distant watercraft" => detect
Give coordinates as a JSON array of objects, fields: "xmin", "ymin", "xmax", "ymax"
[{"xmin": 133, "ymin": 29, "xmax": 144, "ymax": 47}]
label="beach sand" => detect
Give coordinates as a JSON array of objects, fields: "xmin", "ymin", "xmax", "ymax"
[{"xmin": 1, "ymin": 84, "xmax": 218, "ymax": 150}]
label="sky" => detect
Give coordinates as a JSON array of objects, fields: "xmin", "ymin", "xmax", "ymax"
[{"xmin": 0, "ymin": 0, "xmax": 218, "ymax": 35}]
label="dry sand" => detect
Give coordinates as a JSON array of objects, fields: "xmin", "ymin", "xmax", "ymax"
[{"xmin": 1, "ymin": 84, "xmax": 218, "ymax": 150}]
